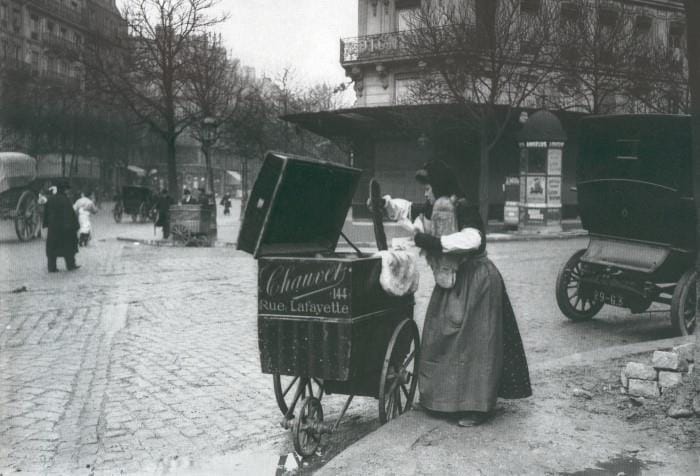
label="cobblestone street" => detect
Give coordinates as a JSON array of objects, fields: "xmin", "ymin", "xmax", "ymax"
[{"xmin": 0, "ymin": 206, "xmax": 679, "ymax": 474}]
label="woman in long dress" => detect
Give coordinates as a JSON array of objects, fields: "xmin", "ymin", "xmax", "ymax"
[
  {"xmin": 74, "ymin": 191, "xmax": 98, "ymax": 247},
  {"xmin": 381, "ymin": 161, "xmax": 532, "ymax": 426}
]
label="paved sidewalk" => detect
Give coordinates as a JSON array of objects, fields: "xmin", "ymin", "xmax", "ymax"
[{"xmin": 318, "ymin": 337, "xmax": 699, "ymax": 476}]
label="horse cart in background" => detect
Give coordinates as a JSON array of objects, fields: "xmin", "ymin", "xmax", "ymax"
[
  {"xmin": 113, "ymin": 185, "xmax": 157, "ymax": 223},
  {"xmin": 0, "ymin": 152, "xmax": 42, "ymax": 241},
  {"xmin": 169, "ymin": 204, "xmax": 214, "ymax": 246},
  {"xmin": 556, "ymin": 114, "xmax": 696, "ymax": 336},
  {"xmin": 238, "ymin": 152, "xmax": 419, "ymax": 457}
]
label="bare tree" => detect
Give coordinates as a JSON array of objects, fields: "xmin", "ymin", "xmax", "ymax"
[
  {"xmin": 81, "ymin": 0, "xmax": 226, "ymax": 198},
  {"xmin": 550, "ymin": 0, "xmax": 686, "ymax": 114},
  {"xmin": 401, "ymin": 0, "xmax": 558, "ymax": 222}
]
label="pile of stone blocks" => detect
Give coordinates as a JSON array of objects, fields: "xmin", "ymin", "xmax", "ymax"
[{"xmin": 620, "ymin": 343, "xmax": 695, "ymax": 398}]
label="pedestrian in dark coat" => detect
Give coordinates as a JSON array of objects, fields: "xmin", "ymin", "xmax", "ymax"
[
  {"xmin": 381, "ymin": 161, "xmax": 532, "ymax": 426},
  {"xmin": 155, "ymin": 189, "xmax": 174, "ymax": 239},
  {"xmin": 43, "ymin": 179, "xmax": 79, "ymax": 272}
]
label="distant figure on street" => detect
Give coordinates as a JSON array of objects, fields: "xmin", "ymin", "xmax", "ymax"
[
  {"xmin": 43, "ymin": 179, "xmax": 80, "ymax": 272},
  {"xmin": 220, "ymin": 193, "xmax": 232, "ymax": 215},
  {"xmin": 197, "ymin": 187, "xmax": 209, "ymax": 205},
  {"xmin": 74, "ymin": 191, "xmax": 98, "ymax": 247},
  {"xmin": 155, "ymin": 189, "xmax": 174, "ymax": 239},
  {"xmin": 181, "ymin": 188, "xmax": 194, "ymax": 204}
]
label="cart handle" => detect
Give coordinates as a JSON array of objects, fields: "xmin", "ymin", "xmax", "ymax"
[{"xmin": 340, "ymin": 231, "xmax": 364, "ymax": 257}]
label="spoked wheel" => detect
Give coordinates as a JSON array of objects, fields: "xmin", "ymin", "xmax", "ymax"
[
  {"xmin": 14, "ymin": 190, "xmax": 40, "ymax": 241},
  {"xmin": 292, "ymin": 397, "xmax": 323, "ymax": 458},
  {"xmin": 555, "ymin": 249, "xmax": 604, "ymax": 321},
  {"xmin": 273, "ymin": 374, "xmax": 324, "ymax": 416},
  {"xmin": 671, "ymin": 270, "xmax": 697, "ymax": 336},
  {"xmin": 113, "ymin": 203, "xmax": 123, "ymax": 223},
  {"xmin": 378, "ymin": 318, "xmax": 420, "ymax": 424},
  {"xmin": 171, "ymin": 224, "xmax": 190, "ymax": 243}
]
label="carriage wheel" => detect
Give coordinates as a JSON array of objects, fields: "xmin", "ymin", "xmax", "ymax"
[
  {"xmin": 378, "ymin": 318, "xmax": 420, "ymax": 424},
  {"xmin": 14, "ymin": 190, "xmax": 40, "ymax": 241},
  {"xmin": 113, "ymin": 203, "xmax": 123, "ymax": 223},
  {"xmin": 130, "ymin": 213, "xmax": 138, "ymax": 222},
  {"xmin": 671, "ymin": 270, "xmax": 697, "ymax": 336},
  {"xmin": 555, "ymin": 249, "xmax": 604, "ymax": 321},
  {"xmin": 171, "ymin": 224, "xmax": 190, "ymax": 243},
  {"xmin": 292, "ymin": 397, "xmax": 323, "ymax": 458},
  {"xmin": 273, "ymin": 375, "xmax": 324, "ymax": 417}
]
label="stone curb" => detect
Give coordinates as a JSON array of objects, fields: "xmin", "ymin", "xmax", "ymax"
[
  {"xmin": 117, "ymin": 230, "xmax": 588, "ymax": 249},
  {"xmin": 116, "ymin": 237, "xmax": 237, "ymax": 248}
]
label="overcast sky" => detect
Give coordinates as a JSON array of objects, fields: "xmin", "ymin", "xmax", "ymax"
[{"xmin": 211, "ymin": 1, "xmax": 358, "ymax": 87}]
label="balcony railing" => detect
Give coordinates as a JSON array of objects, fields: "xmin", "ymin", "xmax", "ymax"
[
  {"xmin": 27, "ymin": 0, "xmax": 86, "ymax": 26},
  {"xmin": 340, "ymin": 31, "xmax": 415, "ymax": 64}
]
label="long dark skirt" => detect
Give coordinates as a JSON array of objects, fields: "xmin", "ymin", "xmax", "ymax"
[{"xmin": 418, "ymin": 253, "xmax": 532, "ymax": 413}]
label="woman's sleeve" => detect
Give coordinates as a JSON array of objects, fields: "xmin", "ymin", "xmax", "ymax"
[{"xmin": 382, "ymin": 195, "xmax": 412, "ymax": 222}]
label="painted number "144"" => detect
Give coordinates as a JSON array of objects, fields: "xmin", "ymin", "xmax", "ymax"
[{"xmin": 331, "ymin": 287, "xmax": 348, "ymax": 300}]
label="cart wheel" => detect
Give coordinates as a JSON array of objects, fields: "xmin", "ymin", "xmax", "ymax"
[
  {"xmin": 273, "ymin": 375, "xmax": 324, "ymax": 416},
  {"xmin": 113, "ymin": 203, "xmax": 123, "ymax": 223},
  {"xmin": 171, "ymin": 224, "xmax": 190, "ymax": 243},
  {"xmin": 671, "ymin": 270, "xmax": 697, "ymax": 336},
  {"xmin": 293, "ymin": 397, "xmax": 323, "ymax": 458},
  {"xmin": 555, "ymin": 249, "xmax": 604, "ymax": 321},
  {"xmin": 378, "ymin": 318, "xmax": 420, "ymax": 424},
  {"xmin": 14, "ymin": 190, "xmax": 40, "ymax": 241}
]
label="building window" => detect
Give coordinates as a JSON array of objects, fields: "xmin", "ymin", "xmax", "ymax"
[
  {"xmin": 395, "ymin": 75, "xmax": 418, "ymax": 104},
  {"xmin": 521, "ymin": 0, "xmax": 540, "ymax": 15},
  {"xmin": 634, "ymin": 15, "xmax": 651, "ymax": 36},
  {"xmin": 396, "ymin": 7, "xmax": 418, "ymax": 32},
  {"xmin": 598, "ymin": 7, "xmax": 618, "ymax": 30},
  {"xmin": 560, "ymin": 3, "xmax": 580, "ymax": 25},
  {"xmin": 669, "ymin": 21, "xmax": 685, "ymax": 49}
]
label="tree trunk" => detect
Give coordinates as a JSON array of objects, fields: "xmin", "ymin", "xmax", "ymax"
[
  {"xmin": 684, "ymin": 0, "xmax": 700, "ymax": 402},
  {"xmin": 240, "ymin": 157, "xmax": 249, "ymax": 220},
  {"xmin": 203, "ymin": 145, "xmax": 218, "ymax": 239},
  {"xmin": 478, "ymin": 128, "xmax": 490, "ymax": 226},
  {"xmin": 165, "ymin": 135, "xmax": 179, "ymax": 199}
]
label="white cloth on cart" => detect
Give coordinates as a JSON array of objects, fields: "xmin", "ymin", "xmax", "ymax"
[{"xmin": 375, "ymin": 250, "xmax": 420, "ymax": 297}]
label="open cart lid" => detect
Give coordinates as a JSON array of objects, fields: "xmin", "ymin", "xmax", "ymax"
[{"xmin": 237, "ymin": 151, "xmax": 362, "ymax": 258}]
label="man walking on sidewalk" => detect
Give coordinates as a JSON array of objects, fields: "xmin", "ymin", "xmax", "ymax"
[{"xmin": 43, "ymin": 179, "xmax": 80, "ymax": 272}]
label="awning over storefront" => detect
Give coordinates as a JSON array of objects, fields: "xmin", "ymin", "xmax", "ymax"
[
  {"xmin": 282, "ymin": 104, "xmax": 479, "ymax": 141},
  {"xmin": 283, "ymin": 103, "xmax": 586, "ymax": 143}
]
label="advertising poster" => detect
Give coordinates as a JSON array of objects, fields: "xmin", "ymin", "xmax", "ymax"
[
  {"xmin": 526, "ymin": 176, "xmax": 546, "ymax": 204},
  {"xmin": 547, "ymin": 176, "xmax": 562, "ymax": 206},
  {"xmin": 547, "ymin": 149, "xmax": 562, "ymax": 175}
]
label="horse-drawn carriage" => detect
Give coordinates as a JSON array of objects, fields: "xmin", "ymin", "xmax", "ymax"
[
  {"xmin": 556, "ymin": 114, "xmax": 696, "ymax": 336},
  {"xmin": 0, "ymin": 152, "xmax": 42, "ymax": 241},
  {"xmin": 113, "ymin": 185, "xmax": 157, "ymax": 223}
]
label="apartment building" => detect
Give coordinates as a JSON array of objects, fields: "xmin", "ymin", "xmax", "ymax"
[{"xmin": 286, "ymin": 0, "xmax": 688, "ymax": 221}]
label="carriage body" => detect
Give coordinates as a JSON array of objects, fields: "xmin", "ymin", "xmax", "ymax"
[
  {"xmin": 556, "ymin": 114, "xmax": 696, "ymax": 335},
  {"xmin": 116, "ymin": 185, "xmax": 156, "ymax": 222},
  {"xmin": 0, "ymin": 152, "xmax": 42, "ymax": 241}
]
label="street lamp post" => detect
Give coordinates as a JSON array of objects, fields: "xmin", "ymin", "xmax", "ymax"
[{"xmin": 201, "ymin": 116, "xmax": 218, "ymax": 240}]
